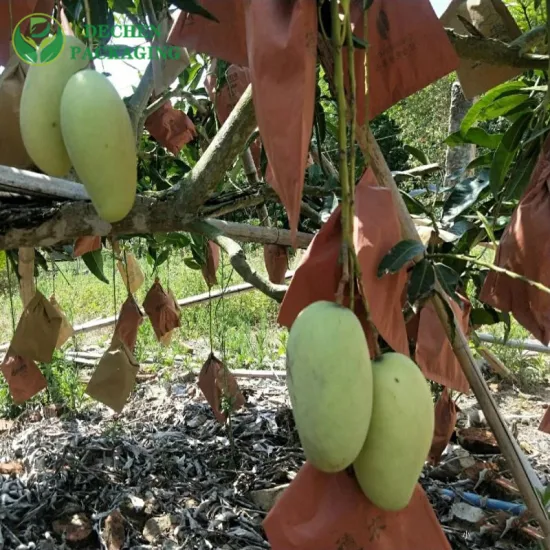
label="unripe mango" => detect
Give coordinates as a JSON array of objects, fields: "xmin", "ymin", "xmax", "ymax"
[
  {"xmin": 60, "ymin": 70, "xmax": 137, "ymax": 223},
  {"xmin": 353, "ymin": 352, "xmax": 434, "ymax": 511},
  {"xmin": 286, "ymin": 301, "xmax": 373, "ymax": 472},
  {"xmin": 20, "ymin": 35, "xmax": 89, "ymax": 176}
]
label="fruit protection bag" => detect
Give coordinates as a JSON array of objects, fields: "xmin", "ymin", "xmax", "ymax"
[
  {"xmin": 159, "ymin": 289, "xmax": 180, "ymax": 347},
  {"xmin": 201, "ymin": 241, "xmax": 220, "ymax": 288},
  {"xmin": 263, "ymin": 462, "xmax": 452, "ymax": 550},
  {"xmin": 278, "ymin": 169, "xmax": 408, "ymax": 357},
  {"xmin": 113, "ymin": 295, "xmax": 144, "ymax": 353},
  {"xmin": 0, "ymin": 350, "xmax": 47, "ymax": 404},
  {"xmin": 264, "ymin": 244, "xmax": 289, "ymax": 285},
  {"xmin": 539, "ymin": 407, "xmax": 550, "ymax": 435},
  {"xmin": 49, "ymin": 295, "xmax": 74, "ymax": 349},
  {"xmin": 10, "ymin": 290, "xmax": 62, "ymax": 363},
  {"xmin": 429, "ymin": 388, "xmax": 458, "ymax": 465},
  {"xmin": 198, "ymin": 353, "xmax": 245, "ymax": 424},
  {"xmin": 480, "ymin": 136, "xmax": 550, "ymax": 345},
  {"xmin": 142, "ymin": 278, "xmax": 181, "ymax": 341},
  {"xmin": 73, "ymin": 236, "xmax": 102, "ymax": 257},
  {"xmin": 117, "ymin": 252, "xmax": 145, "ymax": 295},
  {"xmin": 85, "ymin": 336, "xmax": 139, "ymax": 413}
]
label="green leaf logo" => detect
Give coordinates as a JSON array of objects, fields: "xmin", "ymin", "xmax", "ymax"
[{"xmin": 12, "ymin": 13, "xmax": 65, "ymax": 66}]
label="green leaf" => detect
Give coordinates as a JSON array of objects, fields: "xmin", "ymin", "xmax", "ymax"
[
  {"xmin": 466, "ymin": 153, "xmax": 493, "ymax": 171},
  {"xmin": 404, "ymin": 144, "xmax": 429, "ymax": 165},
  {"xmin": 184, "ymin": 257, "xmax": 201, "ymax": 270},
  {"xmin": 470, "ymin": 306, "xmax": 508, "ymax": 327},
  {"xmin": 475, "ymin": 210, "xmax": 497, "ymax": 249},
  {"xmin": 461, "ymin": 81, "xmax": 527, "ymax": 133},
  {"xmin": 489, "ymin": 112, "xmax": 531, "ymax": 197},
  {"xmin": 435, "ymin": 290, "xmax": 457, "ymax": 343},
  {"xmin": 170, "ymin": 0, "xmax": 219, "ymax": 22},
  {"xmin": 442, "ymin": 169, "xmax": 490, "ymax": 222},
  {"xmin": 504, "ymin": 154, "xmax": 537, "ymax": 200},
  {"xmin": 87, "ymin": 0, "xmax": 115, "ymax": 45},
  {"xmin": 434, "ymin": 263, "xmax": 460, "ymax": 302},
  {"xmin": 400, "ymin": 191, "xmax": 432, "ymax": 216},
  {"xmin": 445, "ymin": 127, "xmax": 503, "ymax": 149},
  {"xmin": 81, "ymin": 250, "xmax": 109, "ymax": 284},
  {"xmin": 407, "ymin": 260, "xmax": 435, "ymax": 303},
  {"xmin": 377, "ymin": 240, "xmax": 425, "ymax": 277}
]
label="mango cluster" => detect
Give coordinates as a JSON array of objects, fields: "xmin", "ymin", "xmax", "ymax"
[
  {"xmin": 20, "ymin": 36, "xmax": 137, "ymax": 223},
  {"xmin": 286, "ymin": 300, "xmax": 435, "ymax": 511}
]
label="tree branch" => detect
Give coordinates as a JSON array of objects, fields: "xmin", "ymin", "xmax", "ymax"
[{"xmin": 189, "ymin": 220, "xmax": 288, "ymax": 303}]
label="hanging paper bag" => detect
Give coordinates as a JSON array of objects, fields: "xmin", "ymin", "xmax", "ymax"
[
  {"xmin": 49, "ymin": 295, "xmax": 74, "ymax": 349},
  {"xmin": 264, "ymin": 244, "xmax": 288, "ymax": 285},
  {"xmin": 10, "ymin": 290, "xmax": 62, "ymax": 363},
  {"xmin": 117, "ymin": 252, "xmax": 145, "ymax": 295},
  {"xmin": 142, "ymin": 278, "xmax": 181, "ymax": 341},
  {"xmin": 85, "ymin": 336, "xmax": 139, "ymax": 413},
  {"xmin": 113, "ymin": 295, "xmax": 144, "ymax": 353},
  {"xmin": 263, "ymin": 462, "xmax": 452, "ymax": 550},
  {"xmin": 0, "ymin": 350, "xmax": 47, "ymax": 404},
  {"xmin": 159, "ymin": 289, "xmax": 180, "ymax": 347},
  {"xmin": 539, "ymin": 407, "xmax": 550, "ymax": 435},
  {"xmin": 198, "ymin": 353, "xmax": 245, "ymax": 423},
  {"xmin": 201, "ymin": 241, "xmax": 220, "ymax": 288},
  {"xmin": 73, "ymin": 236, "xmax": 102, "ymax": 257},
  {"xmin": 429, "ymin": 388, "xmax": 458, "ymax": 465}
]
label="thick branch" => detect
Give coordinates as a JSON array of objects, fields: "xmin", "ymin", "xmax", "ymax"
[{"xmin": 189, "ymin": 220, "xmax": 288, "ymax": 303}]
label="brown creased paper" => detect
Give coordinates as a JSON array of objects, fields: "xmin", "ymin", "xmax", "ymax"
[
  {"xmin": 198, "ymin": 353, "xmax": 245, "ymax": 424},
  {"xmin": 538, "ymin": 407, "xmax": 550, "ymax": 435},
  {"xmin": 480, "ymin": 136, "xmax": 550, "ymax": 346},
  {"xmin": 113, "ymin": 295, "xmax": 144, "ymax": 353},
  {"xmin": 201, "ymin": 241, "xmax": 220, "ymax": 288},
  {"xmin": 263, "ymin": 463, "xmax": 452, "ymax": 550},
  {"xmin": 73, "ymin": 236, "xmax": 102, "ymax": 257},
  {"xmin": 440, "ymin": 0, "xmax": 522, "ymax": 99},
  {"xmin": 117, "ymin": 252, "xmax": 145, "ymax": 295},
  {"xmin": 278, "ymin": 169, "xmax": 409, "ymax": 356},
  {"xmin": 264, "ymin": 245, "xmax": 289, "ymax": 285},
  {"xmin": 142, "ymin": 278, "xmax": 181, "ymax": 341},
  {"xmin": 49, "ymin": 295, "xmax": 74, "ymax": 349},
  {"xmin": 0, "ymin": 54, "xmax": 33, "ymax": 169},
  {"xmin": 85, "ymin": 336, "xmax": 139, "ymax": 413},
  {"xmin": 0, "ymin": 350, "xmax": 47, "ymax": 404},
  {"xmin": 10, "ymin": 290, "xmax": 62, "ymax": 363},
  {"xmin": 415, "ymin": 294, "xmax": 472, "ymax": 394},
  {"xmin": 144, "ymin": 99, "xmax": 197, "ymax": 155},
  {"xmin": 429, "ymin": 388, "xmax": 459, "ymax": 465},
  {"xmin": 160, "ymin": 289, "xmax": 181, "ymax": 347}
]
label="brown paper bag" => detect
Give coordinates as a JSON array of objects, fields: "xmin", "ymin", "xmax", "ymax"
[
  {"xmin": 144, "ymin": 99, "xmax": 197, "ymax": 155},
  {"xmin": 10, "ymin": 290, "xmax": 62, "ymax": 363},
  {"xmin": 348, "ymin": 0, "xmax": 459, "ymax": 126},
  {"xmin": 480, "ymin": 136, "xmax": 550, "ymax": 345},
  {"xmin": 264, "ymin": 244, "xmax": 288, "ymax": 285},
  {"xmin": 415, "ymin": 295, "xmax": 471, "ymax": 394},
  {"xmin": 49, "ymin": 295, "xmax": 74, "ymax": 349},
  {"xmin": 429, "ymin": 388, "xmax": 458, "ymax": 465},
  {"xmin": 0, "ymin": 350, "xmax": 47, "ymax": 404},
  {"xmin": 440, "ymin": 0, "xmax": 522, "ymax": 99},
  {"xmin": 263, "ymin": 463, "xmax": 452, "ymax": 550},
  {"xmin": 142, "ymin": 278, "xmax": 181, "ymax": 341},
  {"xmin": 201, "ymin": 241, "xmax": 220, "ymax": 288},
  {"xmin": 538, "ymin": 407, "xmax": 550, "ymax": 434},
  {"xmin": 278, "ymin": 169, "xmax": 409, "ymax": 356},
  {"xmin": 198, "ymin": 353, "xmax": 245, "ymax": 423},
  {"xmin": 85, "ymin": 336, "xmax": 139, "ymax": 413},
  {"xmin": 73, "ymin": 236, "xmax": 102, "ymax": 257},
  {"xmin": 117, "ymin": 252, "xmax": 144, "ymax": 295},
  {"xmin": 0, "ymin": 54, "xmax": 33, "ymax": 169},
  {"xmin": 244, "ymin": 0, "xmax": 317, "ymax": 243},
  {"xmin": 113, "ymin": 295, "xmax": 144, "ymax": 353}
]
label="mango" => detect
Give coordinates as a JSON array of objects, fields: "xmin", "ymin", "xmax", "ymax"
[
  {"xmin": 353, "ymin": 352, "xmax": 434, "ymax": 511},
  {"xmin": 60, "ymin": 70, "xmax": 137, "ymax": 223},
  {"xmin": 286, "ymin": 301, "xmax": 373, "ymax": 472},
  {"xmin": 19, "ymin": 35, "xmax": 89, "ymax": 176}
]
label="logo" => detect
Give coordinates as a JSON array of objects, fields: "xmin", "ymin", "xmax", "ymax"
[{"xmin": 12, "ymin": 13, "xmax": 65, "ymax": 66}]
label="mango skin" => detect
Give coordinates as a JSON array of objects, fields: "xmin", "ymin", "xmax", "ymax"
[
  {"xmin": 286, "ymin": 301, "xmax": 373, "ymax": 473},
  {"xmin": 60, "ymin": 69, "xmax": 137, "ymax": 223},
  {"xmin": 353, "ymin": 352, "xmax": 435, "ymax": 511},
  {"xmin": 20, "ymin": 35, "xmax": 89, "ymax": 176}
]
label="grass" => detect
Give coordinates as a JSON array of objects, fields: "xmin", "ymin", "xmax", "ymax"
[{"xmin": 0, "ymin": 242, "xmax": 298, "ymax": 418}]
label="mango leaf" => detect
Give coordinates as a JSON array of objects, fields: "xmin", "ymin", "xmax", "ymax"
[
  {"xmin": 470, "ymin": 306, "xmax": 509, "ymax": 327},
  {"xmin": 489, "ymin": 112, "xmax": 532, "ymax": 197},
  {"xmin": 466, "ymin": 153, "xmax": 493, "ymax": 170},
  {"xmin": 184, "ymin": 257, "xmax": 201, "ymax": 270},
  {"xmin": 82, "ymin": 250, "xmax": 109, "ymax": 284},
  {"xmin": 445, "ymin": 127, "xmax": 503, "ymax": 149},
  {"xmin": 461, "ymin": 81, "xmax": 527, "ymax": 133},
  {"xmin": 404, "ymin": 144, "xmax": 429, "ymax": 165},
  {"xmin": 435, "ymin": 290, "xmax": 457, "ymax": 343},
  {"xmin": 407, "ymin": 260, "xmax": 435, "ymax": 303},
  {"xmin": 153, "ymin": 249, "xmax": 170, "ymax": 271},
  {"xmin": 400, "ymin": 191, "xmax": 432, "ymax": 216},
  {"xmin": 87, "ymin": 0, "xmax": 115, "ymax": 45},
  {"xmin": 377, "ymin": 240, "xmax": 425, "ymax": 277},
  {"xmin": 442, "ymin": 169, "xmax": 490, "ymax": 222},
  {"xmin": 475, "ymin": 210, "xmax": 497, "ymax": 249},
  {"xmin": 504, "ymin": 153, "xmax": 537, "ymax": 200},
  {"xmin": 170, "ymin": 0, "xmax": 219, "ymax": 22},
  {"xmin": 434, "ymin": 263, "xmax": 460, "ymax": 303}
]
